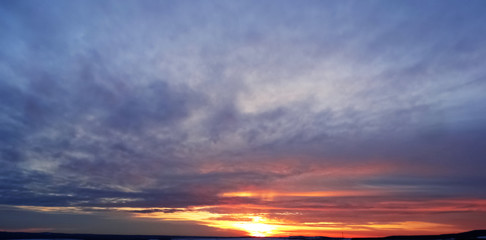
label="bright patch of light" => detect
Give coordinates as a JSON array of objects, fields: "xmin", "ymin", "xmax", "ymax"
[{"xmin": 232, "ymin": 216, "xmax": 276, "ymax": 237}]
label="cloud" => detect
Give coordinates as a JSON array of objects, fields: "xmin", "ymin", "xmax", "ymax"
[{"xmin": 1, "ymin": 0, "xmax": 486, "ymax": 236}]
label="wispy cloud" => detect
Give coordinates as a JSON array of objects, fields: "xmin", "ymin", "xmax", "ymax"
[{"xmin": 1, "ymin": 0, "xmax": 486, "ymax": 237}]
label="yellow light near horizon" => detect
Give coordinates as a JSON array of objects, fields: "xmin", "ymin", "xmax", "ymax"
[
  {"xmin": 232, "ymin": 216, "xmax": 276, "ymax": 237},
  {"xmin": 118, "ymin": 203, "xmax": 468, "ymax": 237},
  {"xmin": 18, "ymin": 204, "xmax": 472, "ymax": 238}
]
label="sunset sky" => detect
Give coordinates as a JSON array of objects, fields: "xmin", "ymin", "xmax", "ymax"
[{"xmin": 1, "ymin": 0, "xmax": 486, "ymax": 238}]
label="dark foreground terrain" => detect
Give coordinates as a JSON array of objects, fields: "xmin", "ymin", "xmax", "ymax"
[{"xmin": 0, "ymin": 230, "xmax": 485, "ymax": 240}]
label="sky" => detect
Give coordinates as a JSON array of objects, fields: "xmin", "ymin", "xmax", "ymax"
[{"xmin": 1, "ymin": 0, "xmax": 486, "ymax": 238}]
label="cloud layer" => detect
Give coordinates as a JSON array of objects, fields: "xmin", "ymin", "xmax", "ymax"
[{"xmin": 1, "ymin": 0, "xmax": 486, "ymax": 237}]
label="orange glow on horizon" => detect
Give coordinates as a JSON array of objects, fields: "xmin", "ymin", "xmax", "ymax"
[
  {"xmin": 126, "ymin": 206, "xmax": 462, "ymax": 237},
  {"xmin": 232, "ymin": 216, "xmax": 276, "ymax": 237},
  {"xmin": 220, "ymin": 190, "xmax": 381, "ymax": 199},
  {"xmin": 15, "ymin": 198, "xmax": 486, "ymax": 238}
]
